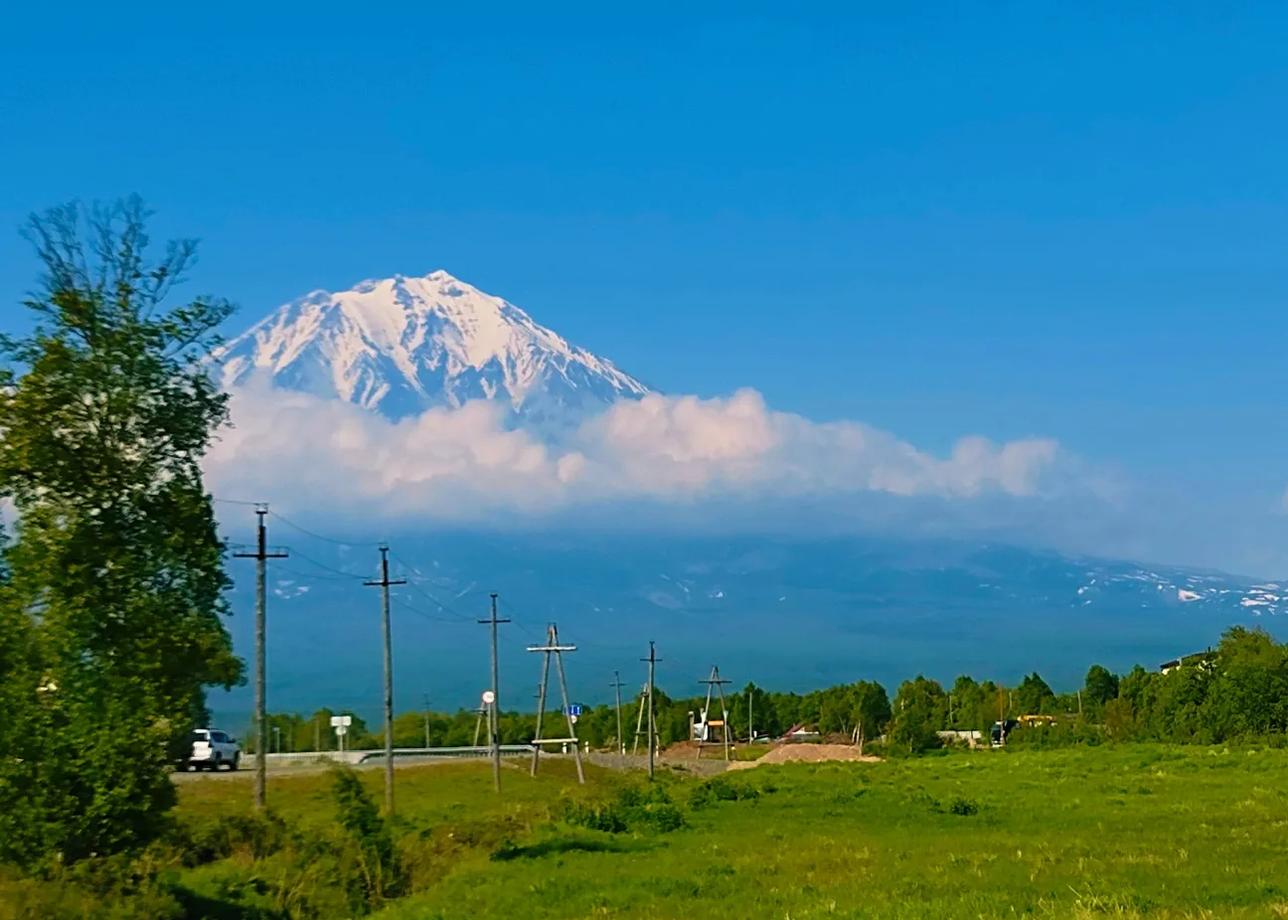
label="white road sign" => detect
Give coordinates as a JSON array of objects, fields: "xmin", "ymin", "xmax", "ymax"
[
  {"xmin": 482, "ymin": 690, "xmax": 496, "ymax": 705},
  {"xmin": 330, "ymin": 715, "xmax": 352, "ymax": 727}
]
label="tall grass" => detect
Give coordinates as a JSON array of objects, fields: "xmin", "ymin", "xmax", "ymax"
[{"xmin": 5, "ymin": 746, "xmax": 1288, "ymax": 918}]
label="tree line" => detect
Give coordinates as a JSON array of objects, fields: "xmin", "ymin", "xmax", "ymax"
[{"xmin": 262, "ymin": 624, "xmax": 1288, "ymax": 757}]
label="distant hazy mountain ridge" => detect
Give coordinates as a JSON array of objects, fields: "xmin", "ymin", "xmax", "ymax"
[
  {"xmin": 217, "ymin": 270, "xmax": 649, "ymax": 421},
  {"xmin": 211, "ymin": 531, "xmax": 1284, "ymax": 714}
]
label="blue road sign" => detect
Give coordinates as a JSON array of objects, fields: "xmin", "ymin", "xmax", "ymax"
[{"xmin": 566, "ymin": 704, "xmax": 583, "ymax": 716}]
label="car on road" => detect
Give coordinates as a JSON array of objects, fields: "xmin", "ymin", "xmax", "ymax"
[{"xmin": 186, "ymin": 728, "xmax": 240, "ymax": 771}]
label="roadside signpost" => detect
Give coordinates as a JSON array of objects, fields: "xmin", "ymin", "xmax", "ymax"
[{"xmin": 330, "ymin": 715, "xmax": 352, "ymax": 753}]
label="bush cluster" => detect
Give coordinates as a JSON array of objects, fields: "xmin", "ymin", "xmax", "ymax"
[
  {"xmin": 563, "ymin": 783, "xmax": 686, "ymax": 834},
  {"xmin": 688, "ymin": 775, "xmax": 762, "ymax": 810}
]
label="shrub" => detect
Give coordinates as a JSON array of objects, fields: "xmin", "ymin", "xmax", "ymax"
[
  {"xmin": 329, "ymin": 766, "xmax": 407, "ymax": 914},
  {"xmin": 174, "ymin": 811, "xmax": 291, "ymax": 865},
  {"xmin": 638, "ymin": 802, "xmax": 686, "ymax": 832},
  {"xmin": 562, "ymin": 801, "xmax": 629, "ymax": 834},
  {"xmin": 562, "ymin": 784, "xmax": 685, "ymax": 834},
  {"xmin": 688, "ymin": 776, "xmax": 761, "ymax": 810}
]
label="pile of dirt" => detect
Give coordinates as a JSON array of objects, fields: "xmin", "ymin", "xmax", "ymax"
[
  {"xmin": 658, "ymin": 740, "xmax": 704, "ymax": 758},
  {"xmin": 728, "ymin": 743, "xmax": 882, "ymax": 770}
]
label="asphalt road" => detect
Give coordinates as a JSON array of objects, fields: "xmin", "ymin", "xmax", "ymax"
[
  {"xmin": 171, "ymin": 750, "xmax": 729, "ymax": 782},
  {"xmin": 172, "ymin": 752, "xmax": 514, "ymax": 782}
]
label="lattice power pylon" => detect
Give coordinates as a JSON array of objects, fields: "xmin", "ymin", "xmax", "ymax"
[
  {"xmin": 527, "ymin": 623, "xmax": 585, "ymax": 784},
  {"xmin": 697, "ymin": 665, "xmax": 733, "ymax": 761},
  {"xmin": 632, "ymin": 682, "xmax": 659, "ymax": 756}
]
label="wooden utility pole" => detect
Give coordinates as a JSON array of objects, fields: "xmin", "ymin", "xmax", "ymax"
[
  {"xmin": 641, "ymin": 642, "xmax": 660, "ymax": 780},
  {"xmin": 748, "ymin": 688, "xmax": 754, "ymax": 744},
  {"xmin": 423, "ymin": 693, "xmax": 432, "ymax": 749},
  {"xmin": 611, "ymin": 671, "xmax": 626, "ymax": 761},
  {"xmin": 365, "ymin": 544, "xmax": 405, "ymax": 815},
  {"xmin": 479, "ymin": 594, "xmax": 510, "ymax": 793},
  {"xmin": 233, "ymin": 504, "xmax": 287, "ymax": 811},
  {"xmin": 527, "ymin": 623, "xmax": 585, "ymax": 783}
]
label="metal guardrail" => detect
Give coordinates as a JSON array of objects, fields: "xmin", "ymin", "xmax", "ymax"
[
  {"xmin": 243, "ymin": 745, "xmax": 539, "ymax": 768},
  {"xmin": 352, "ymin": 744, "xmax": 536, "ymax": 764}
]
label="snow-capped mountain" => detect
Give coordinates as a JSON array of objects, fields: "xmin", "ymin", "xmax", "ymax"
[{"xmin": 216, "ymin": 270, "xmax": 649, "ymax": 421}]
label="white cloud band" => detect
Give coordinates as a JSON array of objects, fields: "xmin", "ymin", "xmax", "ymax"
[{"xmin": 204, "ymin": 381, "xmax": 1065, "ymax": 526}]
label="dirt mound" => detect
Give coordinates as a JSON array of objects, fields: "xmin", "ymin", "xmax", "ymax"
[
  {"xmin": 659, "ymin": 740, "xmax": 704, "ymax": 758},
  {"xmin": 728, "ymin": 743, "xmax": 882, "ymax": 770}
]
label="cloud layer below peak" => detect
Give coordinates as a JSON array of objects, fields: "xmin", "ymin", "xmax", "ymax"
[{"xmin": 204, "ymin": 381, "xmax": 1071, "ymax": 529}]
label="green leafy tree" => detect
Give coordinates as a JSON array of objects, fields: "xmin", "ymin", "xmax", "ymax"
[
  {"xmin": 1083, "ymin": 664, "xmax": 1120, "ymax": 712},
  {"xmin": 849, "ymin": 680, "xmax": 891, "ymax": 751},
  {"xmin": 1015, "ymin": 672, "xmax": 1055, "ymax": 714},
  {"xmin": 1200, "ymin": 627, "xmax": 1288, "ymax": 739},
  {"xmin": 0, "ymin": 200, "xmax": 242, "ymax": 867},
  {"xmin": 949, "ymin": 675, "xmax": 988, "ymax": 730},
  {"xmin": 1102, "ymin": 697, "xmax": 1137, "ymax": 740},
  {"xmin": 889, "ymin": 676, "xmax": 947, "ymax": 754}
]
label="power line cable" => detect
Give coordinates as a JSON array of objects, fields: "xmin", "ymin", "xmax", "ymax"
[
  {"xmin": 397, "ymin": 577, "xmax": 474, "ymax": 622},
  {"xmin": 275, "ymin": 563, "xmax": 367, "ymax": 585},
  {"xmin": 392, "ymin": 594, "xmax": 474, "ymax": 626},
  {"xmin": 267, "ymin": 509, "xmax": 382, "ymax": 548},
  {"xmin": 288, "ymin": 547, "xmax": 371, "ymax": 581},
  {"xmin": 493, "ymin": 596, "xmax": 547, "ymax": 640},
  {"xmin": 386, "ymin": 550, "xmax": 477, "ymax": 622}
]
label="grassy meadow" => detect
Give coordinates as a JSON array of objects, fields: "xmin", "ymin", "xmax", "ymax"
[{"xmin": 6, "ymin": 744, "xmax": 1288, "ymax": 919}]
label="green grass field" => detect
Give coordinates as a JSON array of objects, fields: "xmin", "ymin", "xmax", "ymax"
[
  {"xmin": 365, "ymin": 747, "xmax": 1288, "ymax": 919},
  {"xmin": 8, "ymin": 745, "xmax": 1288, "ymax": 919}
]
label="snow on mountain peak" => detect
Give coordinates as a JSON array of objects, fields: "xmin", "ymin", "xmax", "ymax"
[{"xmin": 216, "ymin": 270, "xmax": 649, "ymax": 421}]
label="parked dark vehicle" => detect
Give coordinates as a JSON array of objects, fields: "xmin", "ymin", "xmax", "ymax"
[{"xmin": 990, "ymin": 719, "xmax": 1019, "ymax": 748}]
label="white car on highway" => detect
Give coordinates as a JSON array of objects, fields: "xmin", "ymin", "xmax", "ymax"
[{"xmin": 187, "ymin": 728, "xmax": 240, "ymax": 771}]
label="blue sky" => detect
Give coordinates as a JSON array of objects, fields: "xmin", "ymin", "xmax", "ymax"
[{"xmin": 4, "ymin": 5, "xmax": 1288, "ymax": 572}]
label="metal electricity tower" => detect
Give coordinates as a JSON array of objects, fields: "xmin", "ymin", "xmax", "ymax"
[
  {"xmin": 697, "ymin": 666, "xmax": 733, "ymax": 761},
  {"xmin": 478, "ymin": 593, "xmax": 510, "ymax": 793},
  {"xmin": 527, "ymin": 623, "xmax": 585, "ymax": 783},
  {"xmin": 364, "ymin": 544, "xmax": 405, "ymax": 815},
  {"xmin": 233, "ymin": 504, "xmax": 287, "ymax": 811}
]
